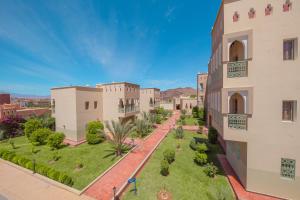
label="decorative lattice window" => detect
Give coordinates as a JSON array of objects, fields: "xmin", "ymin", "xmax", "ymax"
[
  {"xmin": 283, "ymin": 0, "xmax": 292, "ymax": 12},
  {"xmin": 233, "ymin": 11, "xmax": 239, "ymax": 22},
  {"xmin": 265, "ymin": 4, "xmax": 273, "ymax": 16},
  {"xmin": 281, "ymin": 158, "xmax": 296, "ymax": 179},
  {"xmin": 248, "ymin": 8, "xmax": 256, "ymax": 19}
]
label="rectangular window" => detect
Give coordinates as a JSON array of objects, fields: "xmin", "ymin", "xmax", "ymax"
[
  {"xmin": 85, "ymin": 101, "xmax": 89, "ymax": 110},
  {"xmin": 283, "ymin": 39, "xmax": 297, "ymax": 60},
  {"xmin": 94, "ymin": 101, "xmax": 97, "ymax": 109},
  {"xmin": 281, "ymin": 158, "xmax": 296, "ymax": 179},
  {"xmin": 282, "ymin": 101, "xmax": 297, "ymax": 121}
]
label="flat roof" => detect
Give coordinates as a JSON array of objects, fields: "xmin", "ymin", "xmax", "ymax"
[
  {"xmin": 96, "ymin": 82, "xmax": 140, "ymax": 87},
  {"xmin": 51, "ymin": 86, "xmax": 102, "ymax": 92},
  {"xmin": 140, "ymin": 88, "xmax": 160, "ymax": 91}
]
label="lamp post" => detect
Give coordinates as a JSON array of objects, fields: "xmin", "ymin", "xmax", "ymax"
[{"xmin": 113, "ymin": 186, "xmax": 116, "ymax": 200}]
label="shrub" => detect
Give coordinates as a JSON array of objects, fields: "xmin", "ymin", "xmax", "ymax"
[
  {"xmin": 204, "ymin": 163, "xmax": 218, "ymax": 178},
  {"xmin": 86, "ymin": 121, "xmax": 104, "ymax": 135},
  {"xmin": 47, "ymin": 168, "xmax": 60, "ymax": 181},
  {"xmin": 189, "ymin": 139, "xmax": 197, "ymax": 150},
  {"xmin": 25, "ymin": 161, "xmax": 34, "ymax": 170},
  {"xmin": 174, "ymin": 126, "xmax": 184, "ymax": 139},
  {"xmin": 86, "ymin": 133, "xmax": 105, "ymax": 144},
  {"xmin": 198, "ymin": 119, "xmax": 205, "ymax": 126},
  {"xmin": 160, "ymin": 159, "xmax": 169, "ymax": 176},
  {"xmin": 17, "ymin": 157, "xmax": 31, "ymax": 167},
  {"xmin": 192, "ymin": 106, "xmax": 200, "ymax": 118},
  {"xmin": 0, "ymin": 148, "xmax": 9, "ymax": 157},
  {"xmin": 12, "ymin": 155, "xmax": 21, "ymax": 164},
  {"xmin": 2, "ymin": 151, "xmax": 15, "ymax": 161},
  {"xmin": 24, "ymin": 118, "xmax": 43, "ymax": 139},
  {"xmin": 36, "ymin": 164, "xmax": 51, "ymax": 176},
  {"xmin": 194, "ymin": 152, "xmax": 208, "ymax": 166},
  {"xmin": 30, "ymin": 128, "xmax": 53, "ymax": 145},
  {"xmin": 47, "ymin": 132, "xmax": 65, "ymax": 149},
  {"xmin": 208, "ymin": 127, "xmax": 218, "ymax": 144},
  {"xmin": 163, "ymin": 149, "xmax": 175, "ymax": 164},
  {"xmin": 86, "ymin": 121, "xmax": 105, "ymax": 144},
  {"xmin": 196, "ymin": 143, "xmax": 208, "ymax": 153},
  {"xmin": 59, "ymin": 173, "xmax": 74, "ymax": 186},
  {"xmin": 155, "ymin": 114, "xmax": 162, "ymax": 124}
]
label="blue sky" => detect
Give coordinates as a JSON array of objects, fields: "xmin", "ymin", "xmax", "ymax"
[{"xmin": 0, "ymin": 0, "xmax": 220, "ymax": 96}]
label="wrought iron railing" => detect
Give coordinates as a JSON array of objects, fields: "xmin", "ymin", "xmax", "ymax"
[
  {"xmin": 227, "ymin": 60, "xmax": 248, "ymax": 78},
  {"xmin": 228, "ymin": 114, "xmax": 247, "ymax": 130}
]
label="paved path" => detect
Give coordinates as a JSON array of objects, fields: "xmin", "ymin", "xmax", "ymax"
[
  {"xmin": 84, "ymin": 111, "xmax": 180, "ymax": 200},
  {"xmin": 217, "ymin": 154, "xmax": 281, "ymax": 200},
  {"xmin": 0, "ymin": 160, "xmax": 92, "ymax": 200}
]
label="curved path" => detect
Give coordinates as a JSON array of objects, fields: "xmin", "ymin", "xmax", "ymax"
[{"xmin": 84, "ymin": 111, "xmax": 180, "ymax": 200}]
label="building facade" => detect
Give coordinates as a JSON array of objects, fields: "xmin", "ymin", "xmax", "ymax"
[
  {"xmin": 51, "ymin": 82, "xmax": 145, "ymax": 144},
  {"xmin": 196, "ymin": 73, "xmax": 208, "ymax": 108},
  {"xmin": 0, "ymin": 94, "xmax": 10, "ymax": 105},
  {"xmin": 206, "ymin": 0, "xmax": 299, "ymax": 199},
  {"xmin": 140, "ymin": 88, "xmax": 160, "ymax": 113}
]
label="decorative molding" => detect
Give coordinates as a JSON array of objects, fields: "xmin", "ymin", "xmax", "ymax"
[
  {"xmin": 265, "ymin": 4, "xmax": 273, "ymax": 16},
  {"xmin": 283, "ymin": 0, "xmax": 292, "ymax": 12},
  {"xmin": 248, "ymin": 8, "xmax": 256, "ymax": 19},
  {"xmin": 233, "ymin": 11, "xmax": 239, "ymax": 22}
]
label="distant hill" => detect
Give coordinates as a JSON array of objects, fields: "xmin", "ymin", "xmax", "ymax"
[{"xmin": 161, "ymin": 87, "xmax": 196, "ymax": 101}]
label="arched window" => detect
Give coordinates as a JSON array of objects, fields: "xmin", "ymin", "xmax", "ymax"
[
  {"xmin": 229, "ymin": 41, "xmax": 245, "ymax": 62},
  {"xmin": 119, "ymin": 99, "xmax": 124, "ymax": 108},
  {"xmin": 229, "ymin": 93, "xmax": 245, "ymax": 114}
]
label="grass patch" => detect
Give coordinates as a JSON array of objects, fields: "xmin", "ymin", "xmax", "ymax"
[
  {"xmin": 177, "ymin": 116, "xmax": 199, "ymax": 126},
  {"xmin": 0, "ymin": 136, "xmax": 120, "ymax": 190},
  {"xmin": 122, "ymin": 131, "xmax": 234, "ymax": 200}
]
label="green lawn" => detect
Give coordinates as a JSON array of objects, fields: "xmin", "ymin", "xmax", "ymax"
[
  {"xmin": 177, "ymin": 116, "xmax": 199, "ymax": 126},
  {"xmin": 122, "ymin": 131, "xmax": 234, "ymax": 200},
  {"xmin": 0, "ymin": 136, "xmax": 120, "ymax": 190}
]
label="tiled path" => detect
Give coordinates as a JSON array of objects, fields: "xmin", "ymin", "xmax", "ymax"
[
  {"xmin": 0, "ymin": 160, "xmax": 92, "ymax": 200},
  {"xmin": 84, "ymin": 111, "xmax": 180, "ymax": 200},
  {"xmin": 217, "ymin": 154, "xmax": 282, "ymax": 200}
]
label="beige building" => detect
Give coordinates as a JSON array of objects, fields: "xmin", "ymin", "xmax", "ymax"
[
  {"xmin": 139, "ymin": 88, "xmax": 160, "ymax": 113},
  {"xmin": 51, "ymin": 86, "xmax": 103, "ymax": 143},
  {"xmin": 51, "ymin": 82, "xmax": 144, "ymax": 144},
  {"xmin": 207, "ymin": 0, "xmax": 299, "ymax": 199},
  {"xmin": 196, "ymin": 73, "xmax": 208, "ymax": 108},
  {"xmin": 173, "ymin": 96, "xmax": 197, "ymax": 114}
]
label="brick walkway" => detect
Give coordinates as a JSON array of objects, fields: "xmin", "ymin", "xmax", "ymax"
[
  {"xmin": 84, "ymin": 112, "xmax": 180, "ymax": 200},
  {"xmin": 217, "ymin": 154, "xmax": 282, "ymax": 200}
]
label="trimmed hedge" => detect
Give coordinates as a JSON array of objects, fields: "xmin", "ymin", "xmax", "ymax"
[
  {"xmin": 160, "ymin": 159, "xmax": 169, "ymax": 176},
  {"xmin": 47, "ymin": 132, "xmax": 65, "ymax": 149},
  {"xmin": 0, "ymin": 148, "xmax": 73, "ymax": 186},
  {"xmin": 30, "ymin": 128, "xmax": 53, "ymax": 145},
  {"xmin": 194, "ymin": 152, "xmax": 208, "ymax": 166}
]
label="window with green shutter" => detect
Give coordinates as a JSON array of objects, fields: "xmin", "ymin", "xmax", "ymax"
[{"xmin": 281, "ymin": 158, "xmax": 296, "ymax": 179}]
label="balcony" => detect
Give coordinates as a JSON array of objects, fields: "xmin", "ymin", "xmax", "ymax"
[
  {"xmin": 227, "ymin": 60, "xmax": 248, "ymax": 78},
  {"xmin": 228, "ymin": 114, "xmax": 247, "ymax": 130}
]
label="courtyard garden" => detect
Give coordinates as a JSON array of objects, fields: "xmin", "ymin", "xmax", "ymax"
[
  {"xmin": 177, "ymin": 106, "xmax": 205, "ymax": 126},
  {"xmin": 122, "ymin": 130, "xmax": 234, "ymax": 200}
]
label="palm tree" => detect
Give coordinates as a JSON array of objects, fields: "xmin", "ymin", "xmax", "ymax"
[
  {"xmin": 105, "ymin": 120, "xmax": 134, "ymax": 156},
  {"xmin": 135, "ymin": 119, "xmax": 149, "ymax": 138}
]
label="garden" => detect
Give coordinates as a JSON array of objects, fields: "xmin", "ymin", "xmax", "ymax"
[
  {"xmin": 177, "ymin": 106, "xmax": 205, "ymax": 126},
  {"xmin": 122, "ymin": 128, "xmax": 234, "ymax": 200},
  {"xmin": 0, "ymin": 108, "xmax": 172, "ymax": 190}
]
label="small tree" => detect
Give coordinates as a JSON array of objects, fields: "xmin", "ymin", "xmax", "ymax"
[
  {"xmin": 174, "ymin": 126, "xmax": 184, "ymax": 139},
  {"xmin": 204, "ymin": 163, "xmax": 218, "ymax": 178},
  {"xmin": 24, "ymin": 118, "xmax": 43, "ymax": 139},
  {"xmin": 163, "ymin": 149, "xmax": 175, "ymax": 164},
  {"xmin": 86, "ymin": 121, "xmax": 105, "ymax": 144},
  {"xmin": 30, "ymin": 128, "xmax": 53, "ymax": 145},
  {"xmin": 47, "ymin": 132, "xmax": 65, "ymax": 149},
  {"xmin": 192, "ymin": 106, "xmax": 200, "ymax": 118},
  {"xmin": 135, "ymin": 119, "xmax": 149, "ymax": 138},
  {"xmin": 160, "ymin": 159, "xmax": 169, "ymax": 176},
  {"xmin": 105, "ymin": 120, "xmax": 134, "ymax": 156},
  {"xmin": 0, "ymin": 116, "xmax": 25, "ymax": 139}
]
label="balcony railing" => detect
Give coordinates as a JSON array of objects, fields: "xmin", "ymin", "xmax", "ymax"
[
  {"xmin": 227, "ymin": 60, "xmax": 248, "ymax": 78},
  {"xmin": 228, "ymin": 114, "xmax": 247, "ymax": 130}
]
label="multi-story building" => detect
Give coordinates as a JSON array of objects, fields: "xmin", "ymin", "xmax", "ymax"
[
  {"xmin": 0, "ymin": 104, "xmax": 19, "ymax": 121},
  {"xmin": 96, "ymin": 82, "xmax": 140, "ymax": 123},
  {"xmin": 196, "ymin": 73, "xmax": 208, "ymax": 108},
  {"xmin": 51, "ymin": 82, "xmax": 141, "ymax": 144},
  {"xmin": 206, "ymin": 0, "xmax": 299, "ymax": 199},
  {"xmin": 173, "ymin": 96, "xmax": 197, "ymax": 114},
  {"xmin": 140, "ymin": 88, "xmax": 160, "ymax": 113},
  {"xmin": 0, "ymin": 93, "xmax": 10, "ymax": 105}
]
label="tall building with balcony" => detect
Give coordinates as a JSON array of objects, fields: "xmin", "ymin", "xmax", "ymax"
[
  {"xmin": 96, "ymin": 82, "xmax": 140, "ymax": 123},
  {"xmin": 196, "ymin": 73, "xmax": 208, "ymax": 108},
  {"xmin": 140, "ymin": 88, "xmax": 160, "ymax": 113},
  {"xmin": 207, "ymin": 0, "xmax": 299, "ymax": 199},
  {"xmin": 51, "ymin": 82, "xmax": 141, "ymax": 144}
]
